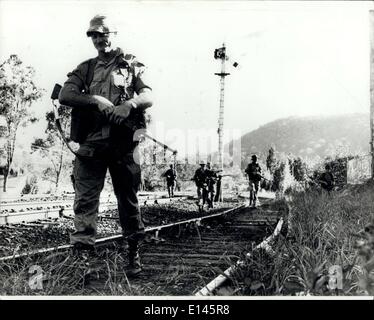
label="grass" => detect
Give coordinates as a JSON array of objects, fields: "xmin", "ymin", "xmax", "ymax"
[
  {"xmin": 3, "ymin": 184, "xmax": 373, "ymax": 296},
  {"xmin": 233, "ymin": 181, "xmax": 374, "ymax": 296},
  {"xmin": 0, "ymin": 198, "xmax": 243, "ymax": 296},
  {"xmin": 0, "ymin": 248, "xmax": 136, "ymax": 295}
]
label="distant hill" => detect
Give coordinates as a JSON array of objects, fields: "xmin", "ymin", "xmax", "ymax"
[{"xmin": 229, "ymin": 113, "xmax": 370, "ymax": 160}]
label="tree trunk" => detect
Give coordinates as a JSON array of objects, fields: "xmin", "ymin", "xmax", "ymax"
[
  {"xmin": 55, "ymin": 170, "xmax": 60, "ymax": 191},
  {"xmin": 55, "ymin": 140, "xmax": 64, "ymax": 192},
  {"xmin": 3, "ymin": 170, "xmax": 8, "ymax": 192}
]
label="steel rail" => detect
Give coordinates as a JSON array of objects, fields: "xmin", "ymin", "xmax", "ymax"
[
  {"xmin": 0, "ymin": 192, "xmax": 165, "ymax": 203},
  {"xmin": 195, "ymin": 216, "xmax": 284, "ymax": 296},
  {"xmin": 0, "ymin": 196, "xmax": 189, "ymax": 225},
  {"xmin": 0, "ymin": 208, "xmax": 63, "ymax": 225},
  {"xmin": 0, "ymin": 193, "xmax": 180, "ymax": 207},
  {"xmin": 0, "ymin": 203, "xmax": 245, "ymax": 262},
  {"xmin": 0, "ymin": 200, "xmax": 69, "ymax": 208},
  {"xmin": 0, "ymin": 193, "xmax": 74, "ymax": 203}
]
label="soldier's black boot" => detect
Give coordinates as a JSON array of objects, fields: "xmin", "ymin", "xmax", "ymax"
[
  {"xmin": 70, "ymin": 243, "xmax": 99, "ymax": 286},
  {"xmin": 126, "ymin": 240, "xmax": 142, "ymax": 277}
]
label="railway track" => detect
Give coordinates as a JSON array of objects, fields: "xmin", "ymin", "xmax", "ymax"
[
  {"xmin": 0, "ymin": 194, "xmax": 189, "ymax": 225},
  {"xmin": 0, "ymin": 196, "xmax": 286, "ymax": 296},
  {"xmin": 0, "ymin": 191, "xmax": 175, "ymax": 206}
]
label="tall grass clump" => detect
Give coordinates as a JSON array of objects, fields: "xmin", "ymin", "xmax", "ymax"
[{"xmin": 237, "ymin": 180, "xmax": 374, "ymax": 296}]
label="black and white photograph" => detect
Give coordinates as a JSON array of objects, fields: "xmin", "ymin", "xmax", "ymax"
[{"xmin": 0, "ymin": 0, "xmax": 374, "ymax": 302}]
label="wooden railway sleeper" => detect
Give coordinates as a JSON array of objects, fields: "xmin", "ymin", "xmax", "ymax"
[{"xmin": 0, "ymin": 204, "xmax": 245, "ymax": 262}]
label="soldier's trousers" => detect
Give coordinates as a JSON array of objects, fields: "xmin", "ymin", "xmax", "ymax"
[
  {"xmin": 197, "ymin": 186, "xmax": 208, "ymax": 205},
  {"xmin": 167, "ymin": 182, "xmax": 175, "ymax": 197},
  {"xmin": 207, "ymin": 185, "xmax": 215, "ymax": 206},
  {"xmin": 248, "ymin": 180, "xmax": 260, "ymax": 203},
  {"xmin": 70, "ymin": 152, "xmax": 144, "ymax": 246}
]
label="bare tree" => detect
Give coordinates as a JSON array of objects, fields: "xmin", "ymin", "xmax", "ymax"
[{"xmin": 0, "ymin": 55, "xmax": 43, "ymax": 192}]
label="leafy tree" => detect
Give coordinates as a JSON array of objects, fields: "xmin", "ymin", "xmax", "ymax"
[{"xmin": 0, "ymin": 55, "xmax": 43, "ymax": 192}]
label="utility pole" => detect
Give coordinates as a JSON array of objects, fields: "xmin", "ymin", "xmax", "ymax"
[
  {"xmin": 214, "ymin": 43, "xmax": 230, "ymax": 201},
  {"xmin": 370, "ymin": 11, "xmax": 374, "ymax": 178}
]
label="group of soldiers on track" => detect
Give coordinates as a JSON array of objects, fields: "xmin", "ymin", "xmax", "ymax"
[
  {"xmin": 162, "ymin": 152, "xmax": 335, "ymax": 210},
  {"xmin": 162, "ymin": 154, "xmax": 264, "ymax": 210}
]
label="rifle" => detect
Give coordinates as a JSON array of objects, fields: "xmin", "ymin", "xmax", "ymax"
[
  {"xmin": 245, "ymin": 172, "xmax": 271, "ymax": 182},
  {"xmin": 51, "ymin": 83, "xmax": 178, "ymax": 158},
  {"xmin": 216, "ymin": 174, "xmax": 235, "ymax": 178},
  {"xmin": 51, "ymin": 84, "xmax": 79, "ymax": 156},
  {"xmin": 258, "ymin": 174, "xmax": 271, "ymax": 182}
]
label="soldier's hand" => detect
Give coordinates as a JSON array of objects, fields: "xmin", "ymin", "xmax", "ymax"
[
  {"xmin": 92, "ymin": 95, "xmax": 115, "ymax": 117},
  {"xmin": 110, "ymin": 100, "xmax": 135, "ymax": 126}
]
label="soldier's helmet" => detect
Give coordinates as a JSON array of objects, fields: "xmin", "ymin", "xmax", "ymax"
[
  {"xmin": 86, "ymin": 15, "xmax": 117, "ymax": 37},
  {"xmin": 200, "ymin": 161, "xmax": 206, "ymax": 166},
  {"xmin": 251, "ymin": 154, "xmax": 257, "ymax": 161}
]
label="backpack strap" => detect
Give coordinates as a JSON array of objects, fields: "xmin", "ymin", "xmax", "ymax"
[{"xmin": 84, "ymin": 57, "xmax": 98, "ymax": 93}]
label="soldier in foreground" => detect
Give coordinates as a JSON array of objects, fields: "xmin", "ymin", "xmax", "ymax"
[
  {"xmin": 245, "ymin": 155, "xmax": 262, "ymax": 208},
  {"xmin": 163, "ymin": 164, "xmax": 177, "ymax": 198},
  {"xmin": 59, "ymin": 15, "xmax": 153, "ymax": 276}
]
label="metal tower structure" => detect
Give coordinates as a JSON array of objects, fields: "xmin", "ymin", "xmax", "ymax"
[
  {"xmin": 214, "ymin": 43, "xmax": 230, "ymax": 202},
  {"xmin": 214, "ymin": 43, "xmax": 230, "ymax": 172},
  {"xmin": 370, "ymin": 11, "xmax": 374, "ymax": 178}
]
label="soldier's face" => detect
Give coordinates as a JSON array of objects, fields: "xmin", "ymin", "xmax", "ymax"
[{"xmin": 90, "ymin": 32, "xmax": 112, "ymax": 53}]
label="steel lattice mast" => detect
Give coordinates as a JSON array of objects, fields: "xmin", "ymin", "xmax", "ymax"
[
  {"xmin": 370, "ymin": 11, "xmax": 374, "ymax": 178},
  {"xmin": 214, "ymin": 43, "xmax": 230, "ymax": 172},
  {"xmin": 214, "ymin": 43, "xmax": 230, "ymax": 202}
]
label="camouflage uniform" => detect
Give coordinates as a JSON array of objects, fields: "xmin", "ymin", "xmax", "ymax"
[
  {"xmin": 164, "ymin": 167, "xmax": 177, "ymax": 198},
  {"xmin": 193, "ymin": 166, "xmax": 208, "ymax": 206},
  {"xmin": 64, "ymin": 48, "xmax": 151, "ymax": 246},
  {"xmin": 245, "ymin": 162, "xmax": 261, "ymax": 207},
  {"xmin": 205, "ymin": 166, "xmax": 217, "ymax": 208}
]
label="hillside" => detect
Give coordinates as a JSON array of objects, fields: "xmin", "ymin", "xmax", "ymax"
[{"xmin": 229, "ymin": 113, "xmax": 370, "ymax": 160}]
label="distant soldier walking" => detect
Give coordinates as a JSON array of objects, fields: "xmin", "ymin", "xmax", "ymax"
[
  {"xmin": 163, "ymin": 164, "xmax": 177, "ymax": 198},
  {"xmin": 205, "ymin": 162, "xmax": 217, "ymax": 208},
  {"xmin": 192, "ymin": 161, "xmax": 208, "ymax": 211},
  {"xmin": 58, "ymin": 15, "xmax": 153, "ymax": 276},
  {"xmin": 245, "ymin": 155, "xmax": 262, "ymax": 208}
]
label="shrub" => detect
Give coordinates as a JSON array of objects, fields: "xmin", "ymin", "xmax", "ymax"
[{"xmin": 21, "ymin": 175, "xmax": 39, "ymax": 194}]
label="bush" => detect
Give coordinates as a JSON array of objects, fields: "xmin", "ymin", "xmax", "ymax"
[
  {"xmin": 21, "ymin": 175, "xmax": 39, "ymax": 194},
  {"xmin": 240, "ymin": 182, "xmax": 374, "ymax": 295},
  {"xmin": 271, "ymin": 161, "xmax": 285, "ymax": 192}
]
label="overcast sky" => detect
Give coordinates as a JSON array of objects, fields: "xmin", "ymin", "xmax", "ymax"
[{"xmin": 1, "ymin": 0, "xmax": 373, "ymax": 157}]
